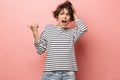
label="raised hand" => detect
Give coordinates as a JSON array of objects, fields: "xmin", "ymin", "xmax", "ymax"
[
  {"xmin": 27, "ymin": 23, "xmax": 39, "ymax": 33},
  {"xmin": 27, "ymin": 23, "xmax": 39, "ymax": 42}
]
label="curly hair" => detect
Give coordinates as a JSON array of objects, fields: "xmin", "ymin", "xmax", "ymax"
[{"xmin": 53, "ymin": 0, "xmax": 75, "ymax": 21}]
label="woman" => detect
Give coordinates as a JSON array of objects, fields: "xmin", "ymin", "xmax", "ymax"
[{"xmin": 27, "ymin": 1, "xmax": 87, "ymax": 80}]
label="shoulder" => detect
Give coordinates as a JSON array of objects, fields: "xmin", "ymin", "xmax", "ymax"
[
  {"xmin": 43, "ymin": 24, "xmax": 55, "ymax": 30},
  {"xmin": 42, "ymin": 24, "xmax": 53, "ymax": 31},
  {"xmin": 44, "ymin": 24, "xmax": 55, "ymax": 28}
]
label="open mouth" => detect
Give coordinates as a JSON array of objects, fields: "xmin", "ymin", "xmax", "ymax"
[{"xmin": 62, "ymin": 20, "xmax": 67, "ymax": 23}]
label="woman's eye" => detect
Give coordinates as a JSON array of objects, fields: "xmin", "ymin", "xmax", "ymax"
[
  {"xmin": 60, "ymin": 13, "xmax": 64, "ymax": 15},
  {"xmin": 66, "ymin": 13, "xmax": 69, "ymax": 16}
]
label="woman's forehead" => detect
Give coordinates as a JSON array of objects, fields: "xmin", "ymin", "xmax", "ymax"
[{"xmin": 60, "ymin": 8, "xmax": 69, "ymax": 13}]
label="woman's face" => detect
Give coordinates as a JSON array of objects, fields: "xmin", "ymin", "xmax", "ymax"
[{"xmin": 57, "ymin": 8, "xmax": 71, "ymax": 28}]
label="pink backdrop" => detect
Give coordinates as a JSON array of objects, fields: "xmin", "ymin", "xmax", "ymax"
[{"xmin": 0, "ymin": 0, "xmax": 120, "ymax": 80}]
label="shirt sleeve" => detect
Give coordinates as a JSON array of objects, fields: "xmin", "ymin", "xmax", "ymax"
[
  {"xmin": 73, "ymin": 19, "xmax": 87, "ymax": 42},
  {"xmin": 33, "ymin": 26, "xmax": 47, "ymax": 55}
]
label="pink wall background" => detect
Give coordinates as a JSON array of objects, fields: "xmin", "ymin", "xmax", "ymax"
[{"xmin": 0, "ymin": 0, "xmax": 120, "ymax": 80}]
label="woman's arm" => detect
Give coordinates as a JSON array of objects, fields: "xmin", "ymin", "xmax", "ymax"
[
  {"xmin": 27, "ymin": 23, "xmax": 39, "ymax": 42},
  {"xmin": 73, "ymin": 13, "xmax": 88, "ymax": 42},
  {"xmin": 27, "ymin": 24, "xmax": 47, "ymax": 55},
  {"xmin": 74, "ymin": 13, "xmax": 79, "ymax": 21}
]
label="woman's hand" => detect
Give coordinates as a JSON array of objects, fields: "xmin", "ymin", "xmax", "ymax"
[
  {"xmin": 27, "ymin": 23, "xmax": 39, "ymax": 33},
  {"xmin": 27, "ymin": 23, "xmax": 39, "ymax": 42}
]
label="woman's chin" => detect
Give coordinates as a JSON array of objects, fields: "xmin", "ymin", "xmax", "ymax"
[{"xmin": 62, "ymin": 23, "xmax": 69, "ymax": 27}]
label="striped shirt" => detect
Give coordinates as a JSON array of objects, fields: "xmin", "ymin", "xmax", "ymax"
[{"xmin": 34, "ymin": 19, "xmax": 87, "ymax": 71}]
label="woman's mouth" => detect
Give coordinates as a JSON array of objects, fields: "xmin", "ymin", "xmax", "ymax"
[{"xmin": 62, "ymin": 20, "xmax": 67, "ymax": 23}]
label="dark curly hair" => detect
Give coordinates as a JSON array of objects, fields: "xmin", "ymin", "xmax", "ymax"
[{"xmin": 53, "ymin": 0, "xmax": 75, "ymax": 21}]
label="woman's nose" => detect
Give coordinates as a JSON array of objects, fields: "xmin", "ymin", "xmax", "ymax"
[{"xmin": 63, "ymin": 15, "xmax": 67, "ymax": 19}]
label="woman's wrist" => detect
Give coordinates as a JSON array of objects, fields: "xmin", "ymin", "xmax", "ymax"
[
  {"xmin": 74, "ymin": 14, "xmax": 79, "ymax": 21},
  {"xmin": 33, "ymin": 33, "xmax": 39, "ymax": 42}
]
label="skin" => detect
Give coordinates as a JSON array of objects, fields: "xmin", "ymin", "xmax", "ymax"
[{"xmin": 27, "ymin": 8, "xmax": 78, "ymax": 42}]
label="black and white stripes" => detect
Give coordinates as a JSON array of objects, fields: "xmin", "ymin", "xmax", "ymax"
[{"xmin": 34, "ymin": 19, "xmax": 87, "ymax": 71}]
